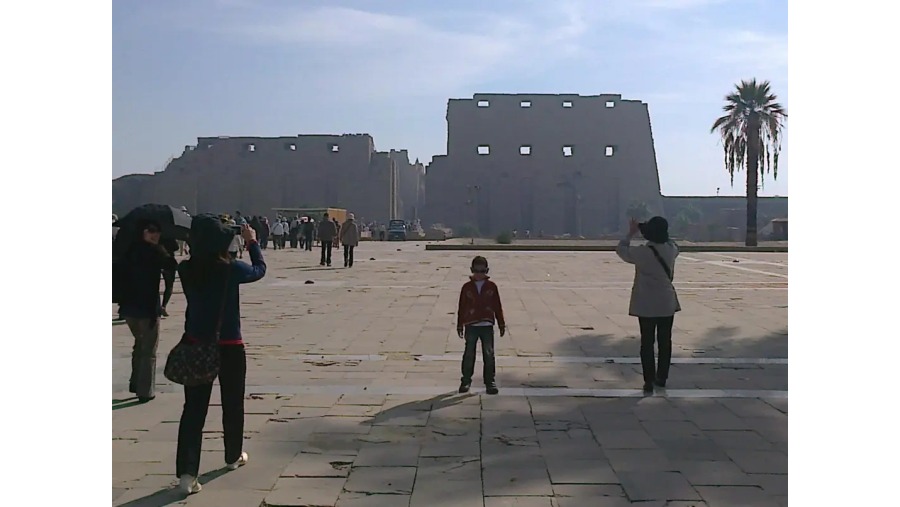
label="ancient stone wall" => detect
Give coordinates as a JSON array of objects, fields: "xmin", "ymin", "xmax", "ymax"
[
  {"xmin": 423, "ymin": 94, "xmax": 665, "ymax": 236},
  {"xmin": 112, "ymin": 134, "xmax": 420, "ymax": 223}
]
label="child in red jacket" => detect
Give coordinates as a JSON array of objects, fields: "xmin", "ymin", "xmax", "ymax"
[{"xmin": 456, "ymin": 256, "xmax": 506, "ymax": 394}]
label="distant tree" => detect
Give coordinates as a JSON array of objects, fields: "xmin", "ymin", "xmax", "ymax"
[
  {"xmin": 496, "ymin": 231, "xmax": 513, "ymax": 244},
  {"xmin": 711, "ymin": 78, "xmax": 787, "ymax": 246},
  {"xmin": 456, "ymin": 223, "xmax": 479, "ymax": 241},
  {"xmin": 626, "ymin": 201, "xmax": 651, "ymax": 221}
]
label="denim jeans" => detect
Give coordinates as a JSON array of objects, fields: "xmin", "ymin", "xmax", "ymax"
[{"xmin": 460, "ymin": 326, "xmax": 496, "ymax": 384}]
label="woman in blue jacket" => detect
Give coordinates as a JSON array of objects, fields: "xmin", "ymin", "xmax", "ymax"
[{"xmin": 174, "ymin": 215, "xmax": 266, "ymax": 495}]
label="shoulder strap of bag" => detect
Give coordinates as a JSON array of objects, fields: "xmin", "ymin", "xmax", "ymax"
[
  {"xmin": 215, "ymin": 270, "xmax": 231, "ymax": 340},
  {"xmin": 647, "ymin": 245, "xmax": 673, "ymax": 281}
]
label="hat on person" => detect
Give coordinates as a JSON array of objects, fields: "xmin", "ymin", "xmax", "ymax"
[
  {"xmin": 189, "ymin": 213, "xmax": 233, "ymax": 255},
  {"xmin": 638, "ymin": 216, "xmax": 670, "ymax": 244}
]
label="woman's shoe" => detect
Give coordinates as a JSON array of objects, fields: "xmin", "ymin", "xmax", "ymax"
[
  {"xmin": 227, "ymin": 452, "xmax": 249, "ymax": 470},
  {"xmin": 654, "ymin": 378, "xmax": 667, "ymax": 388},
  {"xmin": 178, "ymin": 475, "xmax": 201, "ymax": 495},
  {"xmin": 642, "ymin": 382, "xmax": 654, "ymax": 393}
]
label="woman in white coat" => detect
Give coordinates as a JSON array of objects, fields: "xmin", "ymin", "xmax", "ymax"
[{"xmin": 616, "ymin": 216, "xmax": 681, "ymax": 393}]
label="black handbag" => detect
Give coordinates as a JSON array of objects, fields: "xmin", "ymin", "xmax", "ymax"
[{"xmin": 164, "ymin": 273, "xmax": 229, "ymax": 386}]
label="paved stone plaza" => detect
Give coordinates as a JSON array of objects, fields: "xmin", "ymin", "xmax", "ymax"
[{"xmin": 112, "ymin": 242, "xmax": 788, "ymax": 506}]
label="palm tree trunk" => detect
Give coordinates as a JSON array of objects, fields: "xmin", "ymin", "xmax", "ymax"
[{"xmin": 745, "ymin": 115, "xmax": 760, "ymax": 247}]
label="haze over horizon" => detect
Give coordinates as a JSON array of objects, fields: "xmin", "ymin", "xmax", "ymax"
[{"xmin": 113, "ymin": 0, "xmax": 788, "ymax": 197}]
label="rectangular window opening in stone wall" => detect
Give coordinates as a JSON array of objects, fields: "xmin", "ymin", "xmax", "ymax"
[
  {"xmin": 330, "ymin": 144, "xmax": 340, "ymax": 153},
  {"xmin": 605, "ymin": 101, "xmax": 615, "ymax": 108},
  {"xmin": 520, "ymin": 100, "xmax": 531, "ymax": 108},
  {"xmin": 563, "ymin": 146, "xmax": 573, "ymax": 157},
  {"xmin": 477, "ymin": 100, "xmax": 490, "ymax": 108},
  {"xmin": 245, "ymin": 143, "xmax": 256, "ymax": 152},
  {"xmin": 605, "ymin": 146, "xmax": 615, "ymax": 156},
  {"xmin": 478, "ymin": 145, "xmax": 490, "ymax": 155},
  {"xmin": 286, "ymin": 143, "xmax": 297, "ymax": 151},
  {"xmin": 520, "ymin": 145, "xmax": 532, "ymax": 155},
  {"xmin": 562, "ymin": 101, "xmax": 573, "ymax": 108}
]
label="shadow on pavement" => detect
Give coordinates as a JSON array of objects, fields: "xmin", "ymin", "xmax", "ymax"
[
  {"xmin": 117, "ymin": 467, "xmax": 230, "ymax": 507},
  {"xmin": 113, "ymin": 398, "xmax": 144, "ymax": 411},
  {"xmin": 363, "ymin": 392, "xmax": 476, "ymax": 425}
]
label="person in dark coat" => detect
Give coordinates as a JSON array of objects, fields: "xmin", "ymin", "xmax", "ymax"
[
  {"xmin": 259, "ymin": 217, "xmax": 270, "ymax": 249},
  {"xmin": 302, "ymin": 218, "xmax": 315, "ymax": 251},
  {"xmin": 317, "ymin": 213, "xmax": 338, "ymax": 266},
  {"xmin": 117, "ymin": 220, "xmax": 177, "ymax": 402}
]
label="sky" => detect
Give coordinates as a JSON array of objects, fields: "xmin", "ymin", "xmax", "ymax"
[{"xmin": 112, "ymin": 0, "xmax": 788, "ymax": 196}]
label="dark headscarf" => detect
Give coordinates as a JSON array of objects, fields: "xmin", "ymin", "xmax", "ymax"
[
  {"xmin": 639, "ymin": 216, "xmax": 670, "ymax": 244},
  {"xmin": 188, "ymin": 213, "xmax": 233, "ymax": 256}
]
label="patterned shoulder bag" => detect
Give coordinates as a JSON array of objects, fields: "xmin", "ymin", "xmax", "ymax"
[{"xmin": 164, "ymin": 270, "xmax": 229, "ymax": 386}]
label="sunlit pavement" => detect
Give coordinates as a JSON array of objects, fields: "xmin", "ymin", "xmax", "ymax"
[{"xmin": 113, "ymin": 242, "xmax": 787, "ymax": 506}]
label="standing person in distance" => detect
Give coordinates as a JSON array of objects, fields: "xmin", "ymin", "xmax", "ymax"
[
  {"xmin": 174, "ymin": 217, "xmax": 266, "ymax": 495},
  {"xmin": 317, "ymin": 212, "xmax": 337, "ymax": 266},
  {"xmin": 117, "ymin": 220, "xmax": 177, "ymax": 402},
  {"xmin": 616, "ymin": 216, "xmax": 681, "ymax": 393},
  {"xmin": 303, "ymin": 217, "xmax": 315, "ymax": 251},
  {"xmin": 456, "ymin": 256, "xmax": 506, "ymax": 395},
  {"xmin": 271, "ymin": 218, "xmax": 284, "ymax": 250},
  {"xmin": 339, "ymin": 212, "xmax": 360, "ymax": 268}
]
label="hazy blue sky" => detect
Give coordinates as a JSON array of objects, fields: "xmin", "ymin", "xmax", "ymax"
[{"xmin": 113, "ymin": 0, "xmax": 787, "ymax": 196}]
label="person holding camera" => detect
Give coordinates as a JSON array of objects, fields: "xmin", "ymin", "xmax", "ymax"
[
  {"xmin": 616, "ymin": 216, "xmax": 681, "ymax": 393},
  {"xmin": 174, "ymin": 217, "xmax": 266, "ymax": 495}
]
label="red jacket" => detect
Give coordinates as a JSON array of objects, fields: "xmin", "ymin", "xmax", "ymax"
[{"xmin": 457, "ymin": 276, "xmax": 506, "ymax": 329}]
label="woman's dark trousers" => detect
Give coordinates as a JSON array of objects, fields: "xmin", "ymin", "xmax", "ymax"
[
  {"xmin": 343, "ymin": 245, "xmax": 355, "ymax": 267},
  {"xmin": 320, "ymin": 241, "xmax": 333, "ymax": 265},
  {"xmin": 638, "ymin": 316, "xmax": 674, "ymax": 384},
  {"xmin": 176, "ymin": 345, "xmax": 246, "ymax": 478},
  {"xmin": 461, "ymin": 326, "xmax": 496, "ymax": 385}
]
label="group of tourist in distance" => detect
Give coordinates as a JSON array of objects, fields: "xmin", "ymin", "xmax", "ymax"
[
  {"xmin": 113, "ymin": 210, "xmax": 679, "ymax": 496},
  {"xmin": 198, "ymin": 210, "xmax": 362, "ymax": 268}
]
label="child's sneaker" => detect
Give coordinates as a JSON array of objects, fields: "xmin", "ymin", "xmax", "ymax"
[
  {"xmin": 227, "ymin": 452, "xmax": 249, "ymax": 470},
  {"xmin": 178, "ymin": 475, "xmax": 201, "ymax": 495},
  {"xmin": 485, "ymin": 383, "xmax": 499, "ymax": 395},
  {"xmin": 458, "ymin": 381, "xmax": 471, "ymax": 393}
]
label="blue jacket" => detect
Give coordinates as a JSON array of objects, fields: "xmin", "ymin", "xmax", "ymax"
[{"xmin": 178, "ymin": 241, "xmax": 266, "ymax": 343}]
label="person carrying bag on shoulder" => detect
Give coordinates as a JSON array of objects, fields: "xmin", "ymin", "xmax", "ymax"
[
  {"xmin": 164, "ymin": 215, "xmax": 266, "ymax": 496},
  {"xmin": 616, "ymin": 216, "xmax": 681, "ymax": 394}
]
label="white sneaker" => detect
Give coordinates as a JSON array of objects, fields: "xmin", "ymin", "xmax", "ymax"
[
  {"xmin": 178, "ymin": 475, "xmax": 201, "ymax": 495},
  {"xmin": 227, "ymin": 451, "xmax": 248, "ymax": 470}
]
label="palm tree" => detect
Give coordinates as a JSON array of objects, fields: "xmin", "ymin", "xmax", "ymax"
[{"xmin": 711, "ymin": 79, "xmax": 787, "ymax": 246}]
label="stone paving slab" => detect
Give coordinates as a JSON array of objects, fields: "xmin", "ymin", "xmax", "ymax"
[{"xmin": 113, "ymin": 245, "xmax": 787, "ymax": 505}]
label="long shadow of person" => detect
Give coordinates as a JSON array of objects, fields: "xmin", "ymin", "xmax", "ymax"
[
  {"xmin": 116, "ymin": 467, "xmax": 230, "ymax": 507},
  {"xmin": 363, "ymin": 392, "xmax": 474, "ymax": 425}
]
